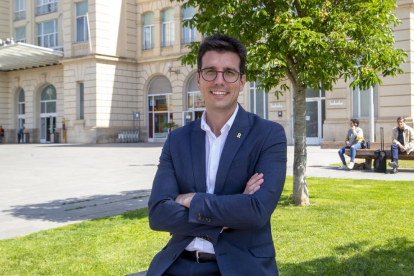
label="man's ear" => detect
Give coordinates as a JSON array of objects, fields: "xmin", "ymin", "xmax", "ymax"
[
  {"xmin": 239, "ymin": 74, "xmax": 247, "ymax": 91},
  {"xmin": 196, "ymin": 72, "xmax": 200, "ymax": 90}
]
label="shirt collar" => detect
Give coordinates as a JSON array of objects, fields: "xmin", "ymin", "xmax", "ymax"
[{"xmin": 201, "ymin": 104, "xmax": 239, "ymax": 135}]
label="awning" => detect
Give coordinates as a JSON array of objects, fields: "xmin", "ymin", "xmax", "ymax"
[{"xmin": 0, "ymin": 43, "xmax": 63, "ymax": 71}]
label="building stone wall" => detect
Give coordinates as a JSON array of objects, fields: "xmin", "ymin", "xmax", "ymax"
[
  {"xmin": 1, "ymin": 66, "xmax": 64, "ymax": 143},
  {"xmin": 0, "ymin": 0, "xmax": 10, "ymax": 40},
  {"xmin": 0, "ymin": 0, "xmax": 413, "ymax": 144}
]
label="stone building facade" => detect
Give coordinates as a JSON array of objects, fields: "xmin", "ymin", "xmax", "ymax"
[{"xmin": 0, "ymin": 0, "xmax": 413, "ymax": 144}]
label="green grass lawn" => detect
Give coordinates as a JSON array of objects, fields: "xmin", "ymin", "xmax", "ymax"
[
  {"xmin": 1, "ymin": 176, "xmax": 413, "ymax": 275},
  {"xmin": 331, "ymin": 159, "xmax": 414, "ymax": 169}
]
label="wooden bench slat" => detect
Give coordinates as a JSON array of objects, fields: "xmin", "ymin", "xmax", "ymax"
[{"xmin": 344, "ymin": 149, "xmax": 414, "ymax": 161}]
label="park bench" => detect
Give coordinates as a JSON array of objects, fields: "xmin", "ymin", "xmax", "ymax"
[{"xmin": 344, "ymin": 148, "xmax": 414, "ymax": 169}]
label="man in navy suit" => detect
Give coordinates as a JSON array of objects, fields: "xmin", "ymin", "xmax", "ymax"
[{"xmin": 147, "ymin": 34, "xmax": 287, "ymax": 276}]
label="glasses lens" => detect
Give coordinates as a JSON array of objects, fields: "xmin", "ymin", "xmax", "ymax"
[
  {"xmin": 223, "ymin": 70, "xmax": 239, "ymax": 83},
  {"xmin": 202, "ymin": 69, "xmax": 217, "ymax": 81}
]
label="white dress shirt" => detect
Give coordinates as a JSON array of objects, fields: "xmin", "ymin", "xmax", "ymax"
[{"xmin": 185, "ymin": 104, "xmax": 239, "ymax": 254}]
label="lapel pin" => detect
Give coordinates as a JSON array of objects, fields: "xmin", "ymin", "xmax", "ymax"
[{"xmin": 237, "ymin": 133, "xmax": 241, "ymax": 138}]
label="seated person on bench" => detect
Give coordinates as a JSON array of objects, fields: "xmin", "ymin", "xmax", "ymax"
[
  {"xmin": 338, "ymin": 119, "xmax": 364, "ymax": 170},
  {"xmin": 388, "ymin": 117, "xmax": 414, "ymax": 174}
]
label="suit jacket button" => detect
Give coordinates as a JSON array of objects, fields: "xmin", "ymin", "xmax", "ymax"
[{"xmin": 172, "ymin": 254, "xmax": 176, "ymax": 260}]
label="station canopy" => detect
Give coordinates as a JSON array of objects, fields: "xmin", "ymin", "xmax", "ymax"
[{"xmin": 0, "ymin": 43, "xmax": 63, "ymax": 71}]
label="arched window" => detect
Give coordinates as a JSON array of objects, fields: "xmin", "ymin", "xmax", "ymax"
[
  {"xmin": 184, "ymin": 74, "xmax": 204, "ymax": 124},
  {"xmin": 40, "ymin": 85, "xmax": 57, "ymax": 143},
  {"xmin": 41, "ymin": 85, "xmax": 57, "ymax": 113},
  {"xmin": 182, "ymin": 6, "xmax": 195, "ymax": 44},
  {"xmin": 162, "ymin": 8, "xmax": 175, "ymax": 47},
  {"xmin": 18, "ymin": 89, "xmax": 25, "ymax": 128},
  {"xmin": 143, "ymin": 13, "xmax": 154, "ymax": 50},
  {"xmin": 147, "ymin": 76, "xmax": 173, "ymax": 141}
]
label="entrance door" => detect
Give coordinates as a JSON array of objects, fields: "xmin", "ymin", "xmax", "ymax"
[
  {"xmin": 40, "ymin": 116, "xmax": 56, "ymax": 143},
  {"xmin": 183, "ymin": 111, "xmax": 194, "ymax": 125},
  {"xmin": 306, "ymin": 99, "xmax": 325, "ymax": 145},
  {"xmin": 182, "ymin": 110, "xmax": 203, "ymax": 125},
  {"xmin": 154, "ymin": 113, "xmax": 168, "ymax": 138}
]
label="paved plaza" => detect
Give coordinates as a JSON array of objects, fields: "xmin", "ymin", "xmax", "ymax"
[{"xmin": 1, "ymin": 143, "xmax": 412, "ymax": 240}]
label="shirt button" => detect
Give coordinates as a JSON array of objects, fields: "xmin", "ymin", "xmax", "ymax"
[{"xmin": 172, "ymin": 254, "xmax": 176, "ymax": 260}]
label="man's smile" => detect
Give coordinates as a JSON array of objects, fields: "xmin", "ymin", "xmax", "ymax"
[{"xmin": 210, "ymin": 90, "xmax": 229, "ymax": 95}]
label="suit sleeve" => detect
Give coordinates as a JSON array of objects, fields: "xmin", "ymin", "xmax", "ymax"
[
  {"xmin": 188, "ymin": 124, "xmax": 287, "ymax": 230},
  {"xmin": 148, "ymin": 132, "xmax": 222, "ymax": 245}
]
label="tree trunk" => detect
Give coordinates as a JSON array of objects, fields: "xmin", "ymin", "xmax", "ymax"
[{"xmin": 292, "ymin": 85, "xmax": 310, "ymax": 205}]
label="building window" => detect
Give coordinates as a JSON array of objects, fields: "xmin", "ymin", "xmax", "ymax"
[
  {"xmin": 36, "ymin": 0, "xmax": 58, "ymax": 16},
  {"xmin": 162, "ymin": 8, "xmax": 175, "ymax": 47},
  {"xmin": 182, "ymin": 6, "xmax": 195, "ymax": 44},
  {"xmin": 143, "ymin": 13, "xmax": 154, "ymax": 50},
  {"xmin": 187, "ymin": 74, "xmax": 204, "ymax": 110},
  {"xmin": 148, "ymin": 76, "xmax": 173, "ymax": 140},
  {"xmin": 249, "ymin": 81, "xmax": 268, "ymax": 119},
  {"xmin": 305, "ymin": 86, "xmax": 325, "ymax": 98},
  {"xmin": 352, "ymin": 84, "xmax": 378, "ymax": 118},
  {"xmin": 15, "ymin": 27, "xmax": 26, "ymax": 43},
  {"xmin": 37, "ymin": 20, "xmax": 58, "ymax": 48},
  {"xmin": 76, "ymin": 1, "xmax": 88, "ymax": 43},
  {"xmin": 14, "ymin": 0, "xmax": 26, "ymax": 21},
  {"xmin": 41, "ymin": 85, "xmax": 57, "ymax": 114},
  {"xmin": 79, "ymin": 83, "xmax": 84, "ymax": 120},
  {"xmin": 18, "ymin": 89, "xmax": 25, "ymax": 129}
]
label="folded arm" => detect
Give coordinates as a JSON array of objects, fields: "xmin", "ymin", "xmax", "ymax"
[
  {"xmin": 148, "ymin": 133, "xmax": 223, "ymax": 245},
  {"xmin": 187, "ymin": 124, "xmax": 287, "ymax": 230}
]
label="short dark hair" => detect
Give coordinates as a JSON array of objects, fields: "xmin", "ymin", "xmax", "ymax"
[
  {"xmin": 397, "ymin": 117, "xmax": 405, "ymax": 122},
  {"xmin": 351, "ymin": 119, "xmax": 359, "ymax": 127},
  {"xmin": 197, "ymin": 34, "xmax": 247, "ymax": 74}
]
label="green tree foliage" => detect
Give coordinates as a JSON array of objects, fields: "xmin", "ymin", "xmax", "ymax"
[{"xmin": 176, "ymin": 0, "xmax": 407, "ymax": 204}]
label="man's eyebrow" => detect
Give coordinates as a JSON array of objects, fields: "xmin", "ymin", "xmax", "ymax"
[{"xmin": 201, "ymin": 66, "xmax": 238, "ymax": 71}]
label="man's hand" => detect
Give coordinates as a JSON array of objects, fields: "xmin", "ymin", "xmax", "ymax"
[
  {"xmin": 346, "ymin": 141, "xmax": 350, "ymax": 147},
  {"xmin": 175, "ymin": 193, "xmax": 196, "ymax": 208},
  {"xmin": 243, "ymin": 173, "xmax": 264, "ymax": 195},
  {"xmin": 399, "ymin": 144, "xmax": 406, "ymax": 152}
]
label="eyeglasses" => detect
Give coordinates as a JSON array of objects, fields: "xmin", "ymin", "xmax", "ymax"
[{"xmin": 199, "ymin": 68, "xmax": 242, "ymax": 83}]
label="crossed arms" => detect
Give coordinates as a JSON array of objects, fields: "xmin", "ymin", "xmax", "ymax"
[{"xmin": 148, "ymin": 124, "xmax": 287, "ymax": 245}]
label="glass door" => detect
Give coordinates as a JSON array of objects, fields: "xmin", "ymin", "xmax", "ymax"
[
  {"xmin": 182, "ymin": 111, "xmax": 194, "ymax": 125},
  {"xmin": 306, "ymin": 99, "xmax": 325, "ymax": 145},
  {"xmin": 40, "ymin": 117, "xmax": 46, "ymax": 143},
  {"xmin": 148, "ymin": 94, "xmax": 172, "ymax": 142},
  {"xmin": 40, "ymin": 116, "xmax": 56, "ymax": 143}
]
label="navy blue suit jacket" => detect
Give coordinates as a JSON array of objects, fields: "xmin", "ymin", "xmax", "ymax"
[{"xmin": 147, "ymin": 105, "xmax": 287, "ymax": 276}]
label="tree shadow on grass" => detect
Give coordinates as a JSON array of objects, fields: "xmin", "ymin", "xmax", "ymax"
[
  {"xmin": 279, "ymin": 237, "xmax": 414, "ymax": 276},
  {"xmin": 2, "ymin": 189, "xmax": 151, "ymax": 223}
]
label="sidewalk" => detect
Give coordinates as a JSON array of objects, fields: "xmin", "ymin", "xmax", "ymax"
[{"xmin": 0, "ymin": 143, "xmax": 412, "ymax": 240}]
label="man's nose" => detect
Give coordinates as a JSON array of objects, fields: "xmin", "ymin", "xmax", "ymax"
[{"xmin": 214, "ymin": 72, "xmax": 226, "ymax": 85}]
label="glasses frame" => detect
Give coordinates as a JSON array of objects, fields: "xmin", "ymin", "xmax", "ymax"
[{"xmin": 199, "ymin": 68, "xmax": 243, "ymax": 83}]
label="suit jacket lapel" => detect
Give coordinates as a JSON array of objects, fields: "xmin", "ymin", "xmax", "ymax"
[
  {"xmin": 191, "ymin": 121, "xmax": 207, "ymax": 193},
  {"xmin": 214, "ymin": 106, "xmax": 251, "ymax": 195}
]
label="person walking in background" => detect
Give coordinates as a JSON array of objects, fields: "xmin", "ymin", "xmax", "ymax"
[
  {"xmin": 338, "ymin": 119, "xmax": 364, "ymax": 170},
  {"xmin": 0, "ymin": 126, "xmax": 4, "ymax": 143},
  {"xmin": 388, "ymin": 117, "xmax": 414, "ymax": 174},
  {"xmin": 17, "ymin": 127, "xmax": 24, "ymax": 143}
]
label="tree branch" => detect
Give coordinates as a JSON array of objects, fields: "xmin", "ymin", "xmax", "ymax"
[{"xmin": 293, "ymin": 0, "xmax": 304, "ymax": 17}]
